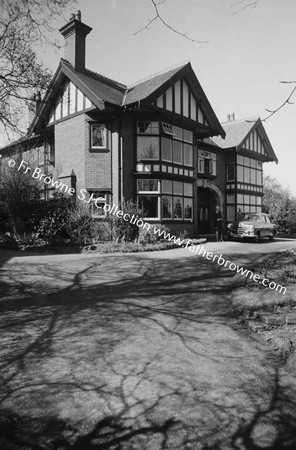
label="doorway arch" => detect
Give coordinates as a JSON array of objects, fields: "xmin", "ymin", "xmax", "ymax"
[{"xmin": 197, "ymin": 180, "xmax": 223, "ymax": 234}]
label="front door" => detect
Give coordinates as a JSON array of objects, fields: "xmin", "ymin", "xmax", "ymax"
[{"xmin": 198, "ymin": 187, "xmax": 217, "ymax": 234}]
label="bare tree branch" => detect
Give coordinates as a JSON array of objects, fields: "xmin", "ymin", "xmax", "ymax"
[
  {"xmin": 261, "ymin": 84, "xmax": 296, "ymax": 121},
  {"xmin": 231, "ymin": 0, "xmax": 260, "ymax": 15},
  {"xmin": 133, "ymin": 0, "xmax": 209, "ymax": 43}
]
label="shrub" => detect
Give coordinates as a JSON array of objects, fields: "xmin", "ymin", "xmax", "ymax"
[
  {"xmin": 37, "ymin": 197, "xmax": 96, "ymax": 246},
  {"xmin": 107, "ymin": 200, "xmax": 146, "ymax": 242},
  {"xmin": 138, "ymin": 224, "xmax": 171, "ymax": 244}
]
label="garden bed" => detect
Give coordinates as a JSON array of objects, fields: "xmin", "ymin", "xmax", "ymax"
[
  {"xmin": 231, "ymin": 248, "xmax": 296, "ymax": 360},
  {"xmin": 0, "ymin": 238, "xmax": 207, "ymax": 254}
]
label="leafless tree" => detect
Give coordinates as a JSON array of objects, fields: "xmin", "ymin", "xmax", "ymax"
[
  {"xmin": 0, "ymin": 0, "xmax": 74, "ymax": 137},
  {"xmin": 231, "ymin": 0, "xmax": 260, "ymax": 15},
  {"xmin": 133, "ymin": 0, "xmax": 209, "ymax": 43}
]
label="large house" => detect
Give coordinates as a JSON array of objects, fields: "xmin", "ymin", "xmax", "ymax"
[{"xmin": 0, "ymin": 11, "xmax": 278, "ymax": 237}]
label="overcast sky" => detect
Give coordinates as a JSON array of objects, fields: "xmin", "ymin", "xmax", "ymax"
[{"xmin": 10, "ymin": 0, "xmax": 296, "ymax": 194}]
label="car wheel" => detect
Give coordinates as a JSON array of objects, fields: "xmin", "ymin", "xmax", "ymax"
[{"xmin": 269, "ymin": 232, "xmax": 275, "ymax": 241}]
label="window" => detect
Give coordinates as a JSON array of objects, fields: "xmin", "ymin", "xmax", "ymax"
[
  {"xmin": 137, "ymin": 179, "xmax": 193, "ymax": 221},
  {"xmin": 137, "ymin": 122, "xmax": 194, "ymax": 171},
  {"xmin": 137, "ymin": 178, "xmax": 160, "ymax": 219},
  {"xmin": 137, "ymin": 179, "xmax": 159, "ymax": 193},
  {"xmin": 183, "ymin": 129, "xmax": 193, "ymax": 143},
  {"xmin": 161, "ymin": 137, "xmax": 172, "ymax": 162},
  {"xmin": 88, "ymin": 192, "xmax": 108, "ymax": 218},
  {"xmin": 244, "ymin": 167, "xmax": 250, "ymax": 183},
  {"xmin": 137, "ymin": 121, "xmax": 159, "ymax": 134},
  {"xmin": 198, "ymin": 150, "xmax": 216, "ymax": 176},
  {"xmin": 138, "ymin": 196, "xmax": 159, "ymax": 219},
  {"xmin": 184, "ymin": 199, "xmax": 193, "ymax": 219},
  {"xmin": 162, "ymin": 122, "xmax": 175, "ymax": 135},
  {"xmin": 90, "ymin": 124, "xmax": 107, "ymax": 149},
  {"xmin": 162, "ymin": 179, "xmax": 173, "ymax": 194},
  {"xmin": 236, "ymin": 156, "xmax": 263, "ymax": 187},
  {"xmin": 173, "ymin": 197, "xmax": 183, "ymax": 219},
  {"xmin": 184, "ymin": 183, "xmax": 193, "ymax": 197},
  {"xmin": 173, "ymin": 181, "xmax": 183, "ymax": 195},
  {"xmin": 137, "ymin": 137, "xmax": 159, "ymax": 160},
  {"xmin": 162, "ymin": 196, "xmax": 172, "ymax": 218},
  {"xmin": 227, "ymin": 165, "xmax": 235, "ymax": 181},
  {"xmin": 174, "ymin": 126, "xmax": 183, "ymax": 140},
  {"xmin": 237, "ymin": 165, "xmax": 243, "ymax": 182},
  {"xmin": 184, "ymin": 144, "xmax": 193, "ymax": 166},
  {"xmin": 161, "ymin": 180, "xmax": 193, "ymax": 221},
  {"xmin": 173, "ymin": 141, "xmax": 183, "ymax": 164}
]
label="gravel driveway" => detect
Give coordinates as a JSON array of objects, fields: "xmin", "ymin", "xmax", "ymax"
[{"xmin": 1, "ymin": 238, "xmax": 296, "ymax": 449}]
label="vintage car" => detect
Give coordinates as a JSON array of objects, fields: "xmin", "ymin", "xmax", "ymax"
[{"xmin": 227, "ymin": 212, "xmax": 277, "ymax": 242}]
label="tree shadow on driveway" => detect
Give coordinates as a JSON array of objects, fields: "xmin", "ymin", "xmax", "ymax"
[{"xmin": 1, "ymin": 250, "xmax": 296, "ymax": 449}]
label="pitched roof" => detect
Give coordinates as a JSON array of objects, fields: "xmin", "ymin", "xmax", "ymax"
[
  {"xmin": 125, "ymin": 63, "xmax": 188, "ymax": 105},
  {"xmin": 212, "ymin": 117, "xmax": 258, "ymax": 149},
  {"xmin": 211, "ymin": 116, "xmax": 278, "ymax": 163},
  {"xmin": 62, "ymin": 60, "xmax": 126, "ymax": 106},
  {"xmin": 201, "ymin": 137, "xmax": 220, "ymax": 148},
  {"xmin": 62, "ymin": 61, "xmax": 189, "ymax": 106}
]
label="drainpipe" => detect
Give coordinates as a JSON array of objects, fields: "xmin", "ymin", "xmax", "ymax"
[{"xmin": 118, "ymin": 116, "xmax": 123, "ymax": 204}]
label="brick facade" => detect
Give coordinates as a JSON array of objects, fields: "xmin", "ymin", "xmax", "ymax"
[{"xmin": 55, "ymin": 114, "xmax": 87, "ymax": 193}]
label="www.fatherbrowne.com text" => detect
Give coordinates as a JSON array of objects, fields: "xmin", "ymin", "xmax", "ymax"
[{"xmin": 11, "ymin": 159, "xmax": 286, "ymax": 295}]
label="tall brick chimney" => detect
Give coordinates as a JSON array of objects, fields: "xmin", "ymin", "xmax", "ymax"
[{"xmin": 59, "ymin": 11, "xmax": 92, "ymax": 72}]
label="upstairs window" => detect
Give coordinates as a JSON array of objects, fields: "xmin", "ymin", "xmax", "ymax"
[
  {"xmin": 227, "ymin": 165, "xmax": 235, "ymax": 182},
  {"xmin": 137, "ymin": 137, "xmax": 159, "ymax": 160},
  {"xmin": 162, "ymin": 122, "xmax": 175, "ymax": 135},
  {"xmin": 137, "ymin": 121, "xmax": 159, "ymax": 134},
  {"xmin": 198, "ymin": 150, "xmax": 216, "ymax": 176},
  {"xmin": 90, "ymin": 124, "xmax": 107, "ymax": 149}
]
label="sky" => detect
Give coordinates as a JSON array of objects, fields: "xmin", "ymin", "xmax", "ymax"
[{"xmin": 5, "ymin": 0, "xmax": 296, "ymax": 194}]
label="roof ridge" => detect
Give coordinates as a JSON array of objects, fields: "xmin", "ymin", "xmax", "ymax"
[
  {"xmin": 84, "ymin": 68, "xmax": 127, "ymax": 91},
  {"xmin": 221, "ymin": 115, "xmax": 259, "ymax": 125},
  {"xmin": 127, "ymin": 60, "xmax": 190, "ymax": 89},
  {"xmin": 61, "ymin": 59, "xmax": 127, "ymax": 91}
]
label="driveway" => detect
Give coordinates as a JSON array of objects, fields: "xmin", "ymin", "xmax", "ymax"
[{"xmin": 0, "ymin": 238, "xmax": 296, "ymax": 449}]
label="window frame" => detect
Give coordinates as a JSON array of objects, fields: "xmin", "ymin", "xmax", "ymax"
[
  {"xmin": 88, "ymin": 191, "xmax": 108, "ymax": 218},
  {"xmin": 90, "ymin": 123, "xmax": 108, "ymax": 151}
]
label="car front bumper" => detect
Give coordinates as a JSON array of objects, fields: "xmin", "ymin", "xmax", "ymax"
[{"xmin": 228, "ymin": 230, "xmax": 257, "ymax": 239}]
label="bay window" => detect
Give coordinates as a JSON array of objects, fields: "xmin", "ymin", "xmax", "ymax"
[
  {"xmin": 136, "ymin": 121, "xmax": 194, "ymax": 171},
  {"xmin": 137, "ymin": 178, "xmax": 193, "ymax": 221}
]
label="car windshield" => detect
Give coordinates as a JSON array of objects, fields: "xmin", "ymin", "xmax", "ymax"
[{"xmin": 241, "ymin": 214, "xmax": 260, "ymax": 222}]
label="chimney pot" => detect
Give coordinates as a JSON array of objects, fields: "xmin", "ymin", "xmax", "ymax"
[
  {"xmin": 231, "ymin": 113, "xmax": 235, "ymax": 121},
  {"xmin": 227, "ymin": 114, "xmax": 231, "ymax": 122},
  {"xmin": 75, "ymin": 10, "xmax": 81, "ymax": 21}
]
